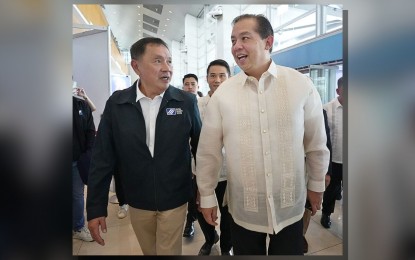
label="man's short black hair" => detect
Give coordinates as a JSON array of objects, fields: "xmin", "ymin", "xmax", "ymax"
[
  {"xmin": 337, "ymin": 76, "xmax": 343, "ymax": 88},
  {"xmin": 130, "ymin": 37, "xmax": 169, "ymax": 60},
  {"xmin": 232, "ymin": 14, "xmax": 274, "ymax": 53},
  {"xmin": 183, "ymin": 73, "xmax": 198, "ymax": 83},
  {"xmin": 207, "ymin": 59, "xmax": 231, "ymax": 76}
]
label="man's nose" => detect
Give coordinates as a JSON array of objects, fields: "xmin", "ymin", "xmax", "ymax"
[{"xmin": 161, "ymin": 61, "xmax": 171, "ymax": 71}]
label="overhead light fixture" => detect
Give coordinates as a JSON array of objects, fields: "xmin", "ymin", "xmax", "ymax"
[{"xmin": 207, "ymin": 5, "xmax": 223, "ymax": 18}]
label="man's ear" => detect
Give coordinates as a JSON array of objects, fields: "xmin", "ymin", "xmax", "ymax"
[
  {"xmin": 131, "ymin": 59, "xmax": 140, "ymax": 75},
  {"xmin": 265, "ymin": 35, "xmax": 274, "ymax": 51}
]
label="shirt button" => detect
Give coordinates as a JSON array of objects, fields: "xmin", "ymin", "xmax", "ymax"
[
  {"xmin": 263, "ymin": 130, "xmax": 267, "ymax": 133},
  {"xmin": 260, "ymin": 90, "xmax": 263, "ymax": 94},
  {"xmin": 267, "ymin": 173, "xmax": 270, "ymax": 177},
  {"xmin": 261, "ymin": 109, "xmax": 265, "ymax": 113},
  {"xmin": 265, "ymin": 151, "xmax": 269, "ymax": 155}
]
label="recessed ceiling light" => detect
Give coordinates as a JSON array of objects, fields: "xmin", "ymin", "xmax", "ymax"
[
  {"xmin": 138, "ymin": 20, "xmax": 141, "ymax": 22},
  {"xmin": 137, "ymin": 5, "xmax": 140, "ymax": 8},
  {"xmin": 165, "ymin": 24, "xmax": 167, "ymax": 26},
  {"xmin": 169, "ymin": 10, "xmax": 172, "ymax": 13},
  {"xmin": 166, "ymin": 18, "xmax": 170, "ymax": 21}
]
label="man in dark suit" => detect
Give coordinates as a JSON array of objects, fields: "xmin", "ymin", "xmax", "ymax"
[{"xmin": 86, "ymin": 37, "xmax": 202, "ymax": 255}]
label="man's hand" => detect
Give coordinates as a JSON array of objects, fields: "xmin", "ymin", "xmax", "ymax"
[
  {"xmin": 325, "ymin": 174, "xmax": 331, "ymax": 189},
  {"xmin": 307, "ymin": 190, "xmax": 323, "ymax": 216},
  {"xmin": 201, "ymin": 207, "xmax": 218, "ymax": 226},
  {"xmin": 88, "ymin": 217, "xmax": 107, "ymax": 246},
  {"xmin": 196, "ymin": 190, "xmax": 201, "ymax": 212}
]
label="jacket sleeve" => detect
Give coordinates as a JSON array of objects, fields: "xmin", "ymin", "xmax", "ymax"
[
  {"xmin": 86, "ymin": 98, "xmax": 115, "ymax": 221},
  {"xmin": 84, "ymin": 103, "xmax": 96, "ymax": 151}
]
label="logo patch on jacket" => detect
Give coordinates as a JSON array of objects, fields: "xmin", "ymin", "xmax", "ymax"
[{"xmin": 166, "ymin": 108, "xmax": 183, "ymax": 115}]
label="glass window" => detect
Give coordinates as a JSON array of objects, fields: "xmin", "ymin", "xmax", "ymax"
[
  {"xmin": 242, "ymin": 4, "xmax": 267, "ymax": 15},
  {"xmin": 274, "ymin": 10, "xmax": 316, "ymax": 51},
  {"xmin": 270, "ymin": 4, "xmax": 316, "ymax": 29},
  {"xmin": 325, "ymin": 5, "xmax": 343, "ymax": 33},
  {"xmin": 269, "ymin": 5, "xmax": 317, "ymax": 51}
]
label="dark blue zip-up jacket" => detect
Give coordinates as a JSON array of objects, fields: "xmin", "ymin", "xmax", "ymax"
[{"xmin": 86, "ymin": 84, "xmax": 201, "ymax": 220}]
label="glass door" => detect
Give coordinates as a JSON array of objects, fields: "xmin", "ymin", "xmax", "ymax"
[{"xmin": 308, "ymin": 65, "xmax": 339, "ymax": 104}]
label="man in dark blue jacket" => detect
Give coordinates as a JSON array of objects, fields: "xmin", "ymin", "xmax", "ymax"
[
  {"xmin": 73, "ymin": 96, "xmax": 95, "ymax": 242},
  {"xmin": 86, "ymin": 37, "xmax": 202, "ymax": 255}
]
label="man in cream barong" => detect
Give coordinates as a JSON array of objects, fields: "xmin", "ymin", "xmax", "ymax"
[{"xmin": 196, "ymin": 14, "xmax": 330, "ymax": 255}]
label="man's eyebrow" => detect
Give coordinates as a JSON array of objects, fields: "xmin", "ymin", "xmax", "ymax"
[
  {"xmin": 151, "ymin": 54, "xmax": 170, "ymax": 59},
  {"xmin": 232, "ymin": 31, "xmax": 252, "ymax": 38}
]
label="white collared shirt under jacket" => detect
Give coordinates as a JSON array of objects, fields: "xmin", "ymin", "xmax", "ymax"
[
  {"xmin": 196, "ymin": 61, "xmax": 329, "ymax": 234},
  {"xmin": 136, "ymin": 81, "xmax": 164, "ymax": 157}
]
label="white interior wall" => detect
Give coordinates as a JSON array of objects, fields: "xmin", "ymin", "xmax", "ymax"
[
  {"xmin": 197, "ymin": 16, "xmax": 208, "ymax": 94},
  {"xmin": 185, "ymin": 14, "xmax": 198, "ymax": 77},
  {"xmin": 171, "ymin": 40, "xmax": 182, "ymax": 88},
  {"xmin": 73, "ymin": 29, "xmax": 111, "ymax": 127},
  {"xmin": 222, "ymin": 5, "xmax": 242, "ymax": 73}
]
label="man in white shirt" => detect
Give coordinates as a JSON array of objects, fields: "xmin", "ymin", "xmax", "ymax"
[
  {"xmin": 196, "ymin": 59, "xmax": 233, "ymax": 255},
  {"xmin": 321, "ymin": 76, "xmax": 343, "ymax": 229},
  {"xmin": 196, "ymin": 14, "xmax": 329, "ymax": 255},
  {"xmin": 183, "ymin": 73, "xmax": 200, "ymax": 97}
]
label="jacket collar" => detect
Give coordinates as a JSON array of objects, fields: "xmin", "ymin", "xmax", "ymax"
[
  {"xmin": 163, "ymin": 84, "xmax": 184, "ymax": 102},
  {"xmin": 113, "ymin": 80, "xmax": 183, "ymax": 105},
  {"xmin": 113, "ymin": 83, "xmax": 137, "ymax": 104}
]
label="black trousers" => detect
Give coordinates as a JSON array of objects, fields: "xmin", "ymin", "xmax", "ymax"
[
  {"xmin": 197, "ymin": 180, "xmax": 232, "ymax": 251},
  {"xmin": 113, "ymin": 171, "xmax": 126, "ymax": 206},
  {"xmin": 322, "ymin": 162, "xmax": 343, "ymax": 215},
  {"xmin": 186, "ymin": 177, "xmax": 198, "ymax": 223},
  {"xmin": 230, "ymin": 216, "xmax": 303, "ymax": 255}
]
